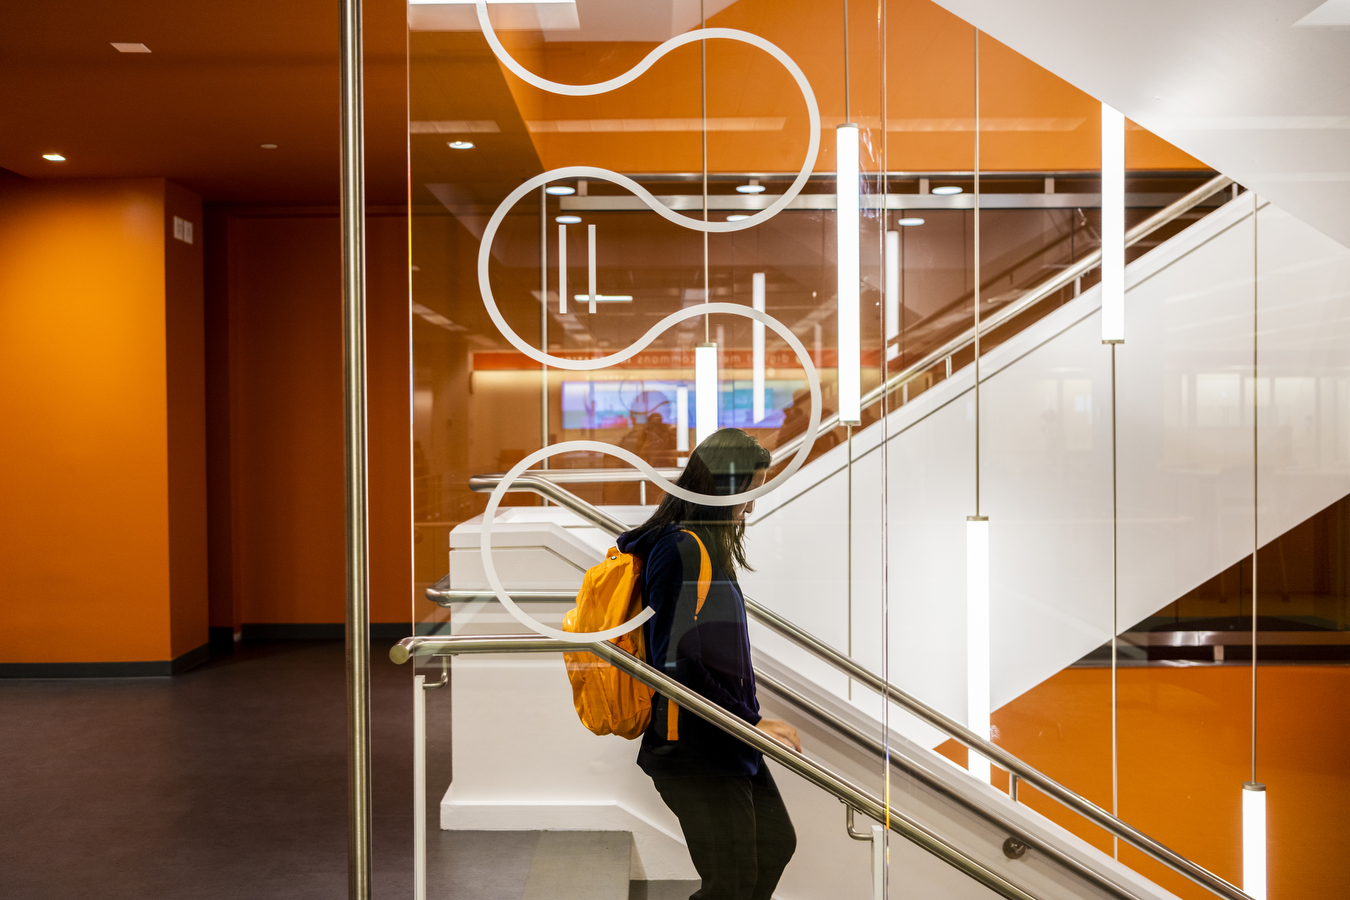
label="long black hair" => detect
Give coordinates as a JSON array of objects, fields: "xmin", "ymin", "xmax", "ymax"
[{"xmin": 635, "ymin": 428, "xmax": 772, "ymax": 574}]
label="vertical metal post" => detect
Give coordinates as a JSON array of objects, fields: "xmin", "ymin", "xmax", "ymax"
[
  {"xmin": 414, "ymin": 675, "xmax": 427, "ymax": 900},
  {"xmin": 339, "ymin": 0, "xmax": 372, "ymax": 895}
]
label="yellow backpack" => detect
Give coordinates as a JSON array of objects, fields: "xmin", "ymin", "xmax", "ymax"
[{"xmin": 562, "ymin": 530, "xmax": 711, "ymax": 740}]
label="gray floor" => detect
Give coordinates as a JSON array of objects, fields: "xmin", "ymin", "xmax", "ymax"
[{"xmin": 0, "ymin": 640, "xmax": 700, "ymax": 899}]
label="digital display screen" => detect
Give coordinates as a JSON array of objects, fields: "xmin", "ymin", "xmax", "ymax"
[{"xmin": 560, "ymin": 379, "xmax": 806, "ymax": 430}]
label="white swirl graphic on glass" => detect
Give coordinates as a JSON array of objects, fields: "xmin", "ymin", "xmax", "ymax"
[{"xmin": 472, "ymin": 0, "xmax": 827, "ymax": 640}]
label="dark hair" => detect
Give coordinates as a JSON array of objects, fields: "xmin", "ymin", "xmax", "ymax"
[{"xmin": 636, "ymin": 428, "xmax": 772, "ymax": 574}]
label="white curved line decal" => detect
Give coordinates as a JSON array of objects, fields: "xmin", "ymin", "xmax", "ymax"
[{"xmin": 470, "ymin": 0, "xmax": 827, "ymax": 641}]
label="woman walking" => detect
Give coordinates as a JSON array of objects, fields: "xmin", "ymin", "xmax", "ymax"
[{"xmin": 616, "ymin": 428, "xmax": 800, "ymax": 900}]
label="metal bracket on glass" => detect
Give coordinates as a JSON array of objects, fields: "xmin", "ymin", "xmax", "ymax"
[
  {"xmin": 421, "ymin": 657, "xmax": 448, "ymax": 690},
  {"xmin": 845, "ymin": 804, "xmax": 886, "ymax": 900}
]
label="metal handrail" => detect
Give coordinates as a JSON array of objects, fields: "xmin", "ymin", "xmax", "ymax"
[
  {"xmin": 458, "ymin": 473, "xmax": 1250, "ymax": 900},
  {"xmin": 768, "ymin": 173, "xmax": 1233, "ymax": 465},
  {"xmin": 392, "ymin": 634, "xmax": 1051, "ymax": 900}
]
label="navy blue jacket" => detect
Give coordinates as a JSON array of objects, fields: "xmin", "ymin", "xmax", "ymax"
[{"xmin": 616, "ymin": 523, "xmax": 763, "ymax": 778}]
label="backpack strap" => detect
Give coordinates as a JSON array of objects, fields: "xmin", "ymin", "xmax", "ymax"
[
  {"xmin": 667, "ymin": 529, "xmax": 713, "ymax": 742},
  {"xmin": 679, "ymin": 529, "xmax": 712, "ymax": 619}
]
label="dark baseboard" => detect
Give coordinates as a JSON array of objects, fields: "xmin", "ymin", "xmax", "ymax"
[
  {"xmin": 172, "ymin": 642, "xmax": 211, "ymax": 674},
  {"xmin": 0, "ymin": 642, "xmax": 211, "ymax": 679},
  {"xmin": 208, "ymin": 626, "xmax": 238, "ymax": 655},
  {"xmin": 240, "ymin": 623, "xmax": 412, "ymax": 642}
]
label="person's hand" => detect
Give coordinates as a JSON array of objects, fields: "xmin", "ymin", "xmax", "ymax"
[{"xmin": 755, "ymin": 718, "xmax": 802, "ymax": 752}]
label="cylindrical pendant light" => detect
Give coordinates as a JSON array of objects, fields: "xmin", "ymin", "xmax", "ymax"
[
  {"xmin": 967, "ymin": 515, "xmax": 991, "ymax": 783},
  {"xmin": 676, "ymin": 385, "xmax": 690, "ymax": 457},
  {"xmin": 885, "ymin": 229, "xmax": 900, "ymax": 353},
  {"xmin": 753, "ymin": 272, "xmax": 766, "ymax": 424},
  {"xmin": 1101, "ymin": 103, "xmax": 1125, "ymax": 343},
  {"xmin": 1243, "ymin": 782, "xmax": 1266, "ymax": 900},
  {"xmin": 587, "ymin": 223, "xmax": 598, "ymax": 314},
  {"xmin": 695, "ymin": 343, "xmax": 718, "ymax": 447},
  {"xmin": 837, "ymin": 123, "xmax": 861, "ymax": 425},
  {"xmin": 557, "ymin": 223, "xmax": 568, "ymax": 314}
]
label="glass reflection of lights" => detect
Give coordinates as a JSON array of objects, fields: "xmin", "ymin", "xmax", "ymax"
[
  {"xmin": 676, "ymin": 385, "xmax": 690, "ymax": 456},
  {"xmin": 695, "ymin": 343, "xmax": 719, "ymax": 448},
  {"xmin": 885, "ymin": 231, "xmax": 900, "ymax": 344},
  {"xmin": 42, "ymin": 153, "xmax": 65, "ymax": 161},
  {"xmin": 573, "ymin": 294, "xmax": 632, "ymax": 304},
  {"xmin": 555, "ymin": 215, "xmax": 582, "ymax": 224},
  {"xmin": 545, "ymin": 185, "xmax": 576, "ymax": 195},
  {"xmin": 736, "ymin": 184, "xmax": 766, "ymax": 194},
  {"xmin": 897, "ymin": 217, "xmax": 924, "ymax": 226},
  {"xmin": 726, "ymin": 214, "xmax": 749, "ymax": 222},
  {"xmin": 932, "ymin": 185, "xmax": 962, "ymax": 195},
  {"xmin": 752, "ymin": 272, "xmax": 766, "ymax": 424},
  {"xmin": 447, "ymin": 140, "xmax": 474, "ymax": 149}
]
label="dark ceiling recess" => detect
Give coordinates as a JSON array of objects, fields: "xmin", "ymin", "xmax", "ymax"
[{"xmin": 0, "ymin": 0, "xmax": 411, "ymax": 205}]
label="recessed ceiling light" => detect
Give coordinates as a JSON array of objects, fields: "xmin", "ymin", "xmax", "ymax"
[
  {"xmin": 545, "ymin": 185, "xmax": 575, "ymax": 195},
  {"xmin": 111, "ymin": 42, "xmax": 151, "ymax": 53},
  {"xmin": 447, "ymin": 140, "xmax": 474, "ymax": 150},
  {"xmin": 898, "ymin": 217, "xmax": 925, "ymax": 226},
  {"xmin": 42, "ymin": 153, "xmax": 66, "ymax": 162},
  {"xmin": 735, "ymin": 184, "xmax": 765, "ymax": 194},
  {"xmin": 726, "ymin": 214, "xmax": 750, "ymax": 221},
  {"xmin": 260, "ymin": 143, "xmax": 278, "ymax": 149},
  {"xmin": 555, "ymin": 215, "xmax": 582, "ymax": 224},
  {"xmin": 932, "ymin": 185, "xmax": 963, "ymax": 195}
]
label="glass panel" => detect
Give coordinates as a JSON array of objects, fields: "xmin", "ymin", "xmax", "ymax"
[{"xmin": 403, "ymin": 4, "xmax": 1345, "ymax": 900}]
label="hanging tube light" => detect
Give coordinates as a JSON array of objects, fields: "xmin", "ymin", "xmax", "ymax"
[
  {"xmin": 1243, "ymin": 782, "xmax": 1266, "ymax": 900},
  {"xmin": 885, "ymin": 230, "xmax": 900, "ymax": 359},
  {"xmin": 587, "ymin": 223, "xmax": 598, "ymax": 314},
  {"xmin": 557, "ymin": 223, "xmax": 567, "ymax": 314},
  {"xmin": 1101, "ymin": 103, "xmax": 1125, "ymax": 343},
  {"xmin": 695, "ymin": 343, "xmax": 718, "ymax": 448},
  {"xmin": 752, "ymin": 272, "xmax": 766, "ymax": 424},
  {"xmin": 676, "ymin": 385, "xmax": 690, "ymax": 457},
  {"xmin": 837, "ymin": 123, "xmax": 861, "ymax": 424},
  {"xmin": 967, "ymin": 515, "xmax": 991, "ymax": 784}
]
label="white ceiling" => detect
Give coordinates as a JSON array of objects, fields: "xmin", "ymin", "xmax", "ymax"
[{"xmin": 930, "ymin": 0, "xmax": 1350, "ymax": 249}]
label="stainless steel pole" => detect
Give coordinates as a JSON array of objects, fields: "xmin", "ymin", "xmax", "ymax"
[{"xmin": 339, "ymin": 0, "xmax": 372, "ymax": 894}]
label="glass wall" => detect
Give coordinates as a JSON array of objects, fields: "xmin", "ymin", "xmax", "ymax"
[{"xmin": 401, "ymin": 2, "xmax": 1347, "ymax": 899}]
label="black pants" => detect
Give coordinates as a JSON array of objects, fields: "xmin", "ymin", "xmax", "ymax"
[{"xmin": 651, "ymin": 764, "xmax": 797, "ymax": 900}]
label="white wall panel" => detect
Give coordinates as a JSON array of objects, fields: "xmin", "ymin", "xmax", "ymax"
[
  {"xmin": 1255, "ymin": 203, "xmax": 1350, "ymax": 549},
  {"xmin": 1115, "ymin": 197, "xmax": 1260, "ymax": 630},
  {"xmin": 980, "ymin": 309, "xmax": 1115, "ymax": 709}
]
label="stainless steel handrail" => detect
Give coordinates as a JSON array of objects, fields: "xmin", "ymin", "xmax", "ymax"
[
  {"xmin": 468, "ymin": 473, "xmax": 631, "ymax": 533},
  {"xmin": 751, "ymin": 669, "xmax": 1155, "ymax": 900},
  {"xmin": 768, "ymin": 174, "xmax": 1233, "ymax": 465},
  {"xmin": 392, "ymin": 634, "xmax": 1050, "ymax": 900},
  {"xmin": 458, "ymin": 473, "xmax": 1250, "ymax": 900}
]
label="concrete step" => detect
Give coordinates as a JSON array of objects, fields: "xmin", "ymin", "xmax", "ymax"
[{"xmin": 426, "ymin": 830, "xmax": 641, "ymax": 900}]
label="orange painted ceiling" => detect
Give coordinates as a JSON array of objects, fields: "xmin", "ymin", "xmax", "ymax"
[
  {"xmin": 0, "ymin": 0, "xmax": 417, "ymax": 204},
  {"xmin": 1, "ymin": 0, "xmax": 1202, "ymax": 208}
]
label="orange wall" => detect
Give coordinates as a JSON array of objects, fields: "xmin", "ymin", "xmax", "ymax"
[
  {"xmin": 215, "ymin": 209, "xmax": 410, "ymax": 627},
  {"xmin": 0, "ymin": 178, "xmax": 208, "ymax": 664},
  {"xmin": 939, "ymin": 666, "xmax": 1350, "ymax": 900}
]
